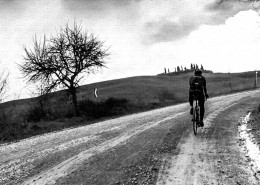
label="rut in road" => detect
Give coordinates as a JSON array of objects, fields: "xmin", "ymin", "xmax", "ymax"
[
  {"xmin": 22, "ymin": 112, "xmax": 186, "ymax": 185},
  {"xmin": 0, "ymin": 104, "xmax": 188, "ymax": 185},
  {"xmin": 1, "ymin": 90, "xmax": 259, "ymax": 185},
  {"xmin": 156, "ymin": 91, "xmax": 260, "ymax": 185},
  {"xmin": 156, "ymin": 103, "xmax": 236, "ymax": 184}
]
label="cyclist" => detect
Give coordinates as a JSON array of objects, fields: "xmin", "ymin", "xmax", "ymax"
[{"xmin": 189, "ymin": 69, "xmax": 209, "ymax": 127}]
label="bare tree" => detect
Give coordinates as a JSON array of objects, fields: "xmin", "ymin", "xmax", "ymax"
[
  {"xmin": 29, "ymin": 77, "xmax": 51, "ymax": 111},
  {"xmin": 200, "ymin": 64, "xmax": 204, "ymax": 71},
  {"xmin": 0, "ymin": 69, "xmax": 9, "ymax": 102},
  {"xmin": 19, "ymin": 23, "xmax": 109, "ymax": 116}
]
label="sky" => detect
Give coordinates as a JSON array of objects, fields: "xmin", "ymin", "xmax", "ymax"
[{"xmin": 1, "ymin": 0, "xmax": 260, "ymax": 100}]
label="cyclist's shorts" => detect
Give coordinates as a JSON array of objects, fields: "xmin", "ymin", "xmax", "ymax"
[{"xmin": 190, "ymin": 90, "xmax": 203, "ymax": 100}]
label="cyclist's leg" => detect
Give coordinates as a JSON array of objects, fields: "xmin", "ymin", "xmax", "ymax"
[
  {"xmin": 189, "ymin": 90, "xmax": 194, "ymax": 115},
  {"xmin": 189, "ymin": 90, "xmax": 193, "ymax": 106},
  {"xmin": 199, "ymin": 94, "xmax": 205, "ymax": 123}
]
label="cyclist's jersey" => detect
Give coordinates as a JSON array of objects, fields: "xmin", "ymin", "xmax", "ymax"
[{"xmin": 189, "ymin": 75, "xmax": 206, "ymax": 92}]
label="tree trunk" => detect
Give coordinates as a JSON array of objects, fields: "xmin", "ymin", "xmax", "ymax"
[{"xmin": 71, "ymin": 89, "xmax": 80, "ymax": 117}]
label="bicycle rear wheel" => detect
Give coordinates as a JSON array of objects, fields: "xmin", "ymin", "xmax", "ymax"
[{"xmin": 193, "ymin": 106, "xmax": 197, "ymax": 135}]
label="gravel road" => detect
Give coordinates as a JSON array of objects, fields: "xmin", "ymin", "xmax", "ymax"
[{"xmin": 1, "ymin": 90, "xmax": 260, "ymax": 185}]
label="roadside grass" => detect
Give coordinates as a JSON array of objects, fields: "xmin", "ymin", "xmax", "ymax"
[{"xmin": 0, "ymin": 71, "xmax": 259, "ymax": 143}]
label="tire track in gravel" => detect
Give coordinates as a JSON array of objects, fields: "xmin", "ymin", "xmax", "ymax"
[
  {"xmin": 22, "ymin": 112, "xmax": 186, "ymax": 185},
  {"xmin": 0, "ymin": 104, "xmax": 188, "ymax": 184},
  {"xmin": 1, "ymin": 90, "xmax": 259, "ymax": 184},
  {"xmin": 156, "ymin": 90, "xmax": 260, "ymax": 185},
  {"xmin": 156, "ymin": 103, "xmax": 237, "ymax": 185}
]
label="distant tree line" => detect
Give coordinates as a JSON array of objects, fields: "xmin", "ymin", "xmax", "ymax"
[{"xmin": 163, "ymin": 63, "xmax": 210, "ymax": 74}]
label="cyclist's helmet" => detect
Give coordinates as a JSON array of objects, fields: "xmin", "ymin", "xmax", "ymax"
[{"xmin": 194, "ymin": 69, "xmax": 202, "ymax": 75}]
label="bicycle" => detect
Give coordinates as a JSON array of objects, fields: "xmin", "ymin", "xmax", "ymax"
[{"xmin": 192, "ymin": 93, "xmax": 201, "ymax": 135}]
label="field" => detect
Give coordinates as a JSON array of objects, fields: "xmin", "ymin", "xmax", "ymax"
[
  {"xmin": 0, "ymin": 71, "xmax": 258, "ymax": 143},
  {"xmin": 77, "ymin": 71, "xmax": 258, "ymax": 106}
]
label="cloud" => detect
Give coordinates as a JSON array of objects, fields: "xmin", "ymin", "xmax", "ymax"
[
  {"xmin": 206, "ymin": 0, "xmax": 235, "ymax": 11},
  {"xmin": 206, "ymin": 0, "xmax": 259, "ymax": 12},
  {"xmin": 0, "ymin": 0, "xmax": 27, "ymax": 18},
  {"xmin": 61, "ymin": 0, "xmax": 142, "ymax": 32},
  {"xmin": 62, "ymin": 0, "xmax": 140, "ymax": 16},
  {"xmin": 204, "ymin": 0, "xmax": 260, "ymax": 24},
  {"xmin": 142, "ymin": 19, "xmax": 198, "ymax": 44},
  {"xmin": 141, "ymin": 0, "xmax": 260, "ymax": 45},
  {"xmin": 183, "ymin": 10, "xmax": 260, "ymax": 72}
]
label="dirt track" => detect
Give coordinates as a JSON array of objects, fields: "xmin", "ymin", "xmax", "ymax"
[
  {"xmin": 1, "ymin": 90, "xmax": 260, "ymax": 184},
  {"xmin": 157, "ymin": 93, "xmax": 259, "ymax": 185}
]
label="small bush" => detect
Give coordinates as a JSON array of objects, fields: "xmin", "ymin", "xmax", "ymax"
[
  {"xmin": 27, "ymin": 106, "xmax": 46, "ymax": 122},
  {"xmin": 79, "ymin": 97, "xmax": 130, "ymax": 118},
  {"xmin": 258, "ymin": 104, "xmax": 260, "ymax": 113},
  {"xmin": 158, "ymin": 90, "xmax": 177, "ymax": 102},
  {"xmin": 0, "ymin": 114, "xmax": 20, "ymax": 142},
  {"xmin": 78, "ymin": 99, "xmax": 97, "ymax": 117},
  {"xmin": 102, "ymin": 97, "xmax": 129, "ymax": 116},
  {"xmin": 0, "ymin": 112, "xmax": 8, "ymax": 131}
]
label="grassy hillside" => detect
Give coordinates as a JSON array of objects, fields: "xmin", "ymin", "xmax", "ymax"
[
  {"xmin": 0, "ymin": 71, "xmax": 259, "ymax": 142},
  {"xmin": 78, "ymin": 71, "xmax": 258, "ymax": 103}
]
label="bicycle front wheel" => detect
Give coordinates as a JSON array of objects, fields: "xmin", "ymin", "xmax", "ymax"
[{"xmin": 193, "ymin": 106, "xmax": 197, "ymax": 135}]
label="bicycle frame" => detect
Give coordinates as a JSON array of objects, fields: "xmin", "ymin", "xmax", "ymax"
[{"xmin": 192, "ymin": 95, "xmax": 200, "ymax": 135}]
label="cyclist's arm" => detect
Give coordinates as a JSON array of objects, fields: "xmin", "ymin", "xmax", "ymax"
[
  {"xmin": 203, "ymin": 78, "xmax": 208, "ymax": 95},
  {"xmin": 189, "ymin": 76, "xmax": 193, "ymax": 86}
]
